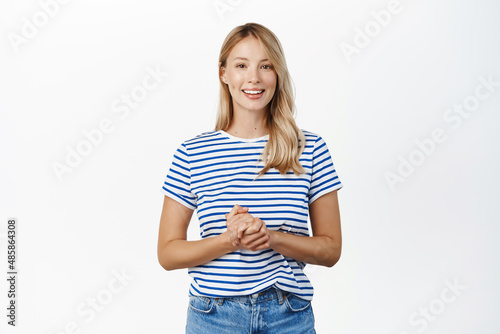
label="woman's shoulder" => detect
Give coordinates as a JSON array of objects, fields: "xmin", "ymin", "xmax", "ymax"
[
  {"xmin": 177, "ymin": 129, "xmax": 221, "ymax": 147},
  {"xmin": 299, "ymin": 129, "xmax": 323, "ymax": 143}
]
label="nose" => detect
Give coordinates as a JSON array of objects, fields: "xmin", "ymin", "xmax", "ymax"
[{"xmin": 247, "ymin": 66, "xmax": 260, "ymax": 83}]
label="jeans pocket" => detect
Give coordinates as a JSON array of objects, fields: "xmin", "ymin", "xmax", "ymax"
[
  {"xmin": 188, "ymin": 295, "xmax": 216, "ymax": 314},
  {"xmin": 284, "ymin": 293, "xmax": 312, "ymax": 312}
]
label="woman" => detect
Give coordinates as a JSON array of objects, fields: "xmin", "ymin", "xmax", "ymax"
[{"xmin": 157, "ymin": 22, "xmax": 343, "ymax": 333}]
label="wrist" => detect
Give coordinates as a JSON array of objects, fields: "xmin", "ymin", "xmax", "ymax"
[
  {"xmin": 217, "ymin": 231, "xmax": 239, "ymax": 253},
  {"xmin": 268, "ymin": 230, "xmax": 281, "ymax": 250}
]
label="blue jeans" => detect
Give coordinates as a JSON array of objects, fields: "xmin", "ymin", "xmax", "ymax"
[{"xmin": 185, "ymin": 286, "xmax": 316, "ymax": 333}]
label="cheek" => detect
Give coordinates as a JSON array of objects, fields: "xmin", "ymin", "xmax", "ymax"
[
  {"xmin": 227, "ymin": 70, "xmax": 242, "ymax": 82},
  {"xmin": 266, "ymin": 77, "xmax": 277, "ymax": 94},
  {"xmin": 229, "ymin": 84, "xmax": 241, "ymax": 97},
  {"xmin": 265, "ymin": 74, "xmax": 277, "ymax": 90},
  {"xmin": 227, "ymin": 74, "xmax": 242, "ymax": 91}
]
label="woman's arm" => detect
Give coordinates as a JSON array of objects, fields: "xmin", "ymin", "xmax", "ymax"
[
  {"xmin": 157, "ymin": 196, "xmax": 239, "ymax": 271},
  {"xmin": 233, "ymin": 190, "xmax": 342, "ymax": 267},
  {"xmin": 269, "ymin": 190, "xmax": 342, "ymax": 267}
]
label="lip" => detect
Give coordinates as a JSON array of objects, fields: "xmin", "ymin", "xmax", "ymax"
[
  {"xmin": 242, "ymin": 88, "xmax": 265, "ymax": 100},
  {"xmin": 242, "ymin": 91, "xmax": 264, "ymax": 99}
]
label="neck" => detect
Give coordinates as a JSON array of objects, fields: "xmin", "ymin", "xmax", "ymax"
[{"xmin": 225, "ymin": 108, "xmax": 269, "ymax": 139}]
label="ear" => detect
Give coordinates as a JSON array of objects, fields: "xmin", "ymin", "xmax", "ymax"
[{"xmin": 220, "ymin": 66, "xmax": 227, "ymax": 84}]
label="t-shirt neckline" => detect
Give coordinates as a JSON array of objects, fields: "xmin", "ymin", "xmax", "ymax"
[{"xmin": 218, "ymin": 130, "xmax": 269, "ymax": 143}]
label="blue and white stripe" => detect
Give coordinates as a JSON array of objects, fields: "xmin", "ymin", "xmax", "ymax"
[{"xmin": 161, "ymin": 129, "xmax": 343, "ymax": 301}]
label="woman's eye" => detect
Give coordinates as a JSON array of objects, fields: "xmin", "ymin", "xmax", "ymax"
[
  {"xmin": 262, "ymin": 64, "xmax": 272, "ymax": 70},
  {"xmin": 236, "ymin": 64, "xmax": 246, "ymax": 68}
]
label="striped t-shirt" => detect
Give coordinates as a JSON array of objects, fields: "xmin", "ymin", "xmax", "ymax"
[{"xmin": 161, "ymin": 129, "xmax": 343, "ymax": 301}]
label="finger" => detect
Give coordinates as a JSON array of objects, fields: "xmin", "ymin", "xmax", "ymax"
[
  {"xmin": 253, "ymin": 241, "xmax": 270, "ymax": 251},
  {"xmin": 240, "ymin": 223, "xmax": 267, "ymax": 247},
  {"xmin": 228, "ymin": 211, "xmax": 254, "ymax": 227},
  {"xmin": 236, "ymin": 218, "xmax": 256, "ymax": 239},
  {"xmin": 237, "ymin": 207, "xmax": 249, "ymax": 216},
  {"xmin": 231, "ymin": 208, "xmax": 249, "ymax": 224},
  {"xmin": 243, "ymin": 217, "xmax": 265, "ymax": 234},
  {"xmin": 242, "ymin": 218, "xmax": 263, "ymax": 236},
  {"xmin": 226, "ymin": 204, "xmax": 248, "ymax": 221},
  {"xmin": 245, "ymin": 222, "xmax": 269, "ymax": 250},
  {"xmin": 227, "ymin": 215, "xmax": 252, "ymax": 243},
  {"xmin": 241, "ymin": 230, "xmax": 265, "ymax": 245},
  {"xmin": 228, "ymin": 206, "xmax": 238, "ymax": 219},
  {"xmin": 226, "ymin": 211, "xmax": 241, "ymax": 226},
  {"xmin": 247, "ymin": 234, "xmax": 270, "ymax": 251},
  {"xmin": 227, "ymin": 204, "xmax": 241, "ymax": 219},
  {"xmin": 228, "ymin": 213, "xmax": 251, "ymax": 226},
  {"xmin": 227, "ymin": 221, "xmax": 242, "ymax": 241}
]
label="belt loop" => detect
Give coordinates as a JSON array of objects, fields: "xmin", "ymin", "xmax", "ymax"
[
  {"xmin": 215, "ymin": 297, "xmax": 224, "ymax": 305},
  {"xmin": 275, "ymin": 287, "xmax": 285, "ymax": 305}
]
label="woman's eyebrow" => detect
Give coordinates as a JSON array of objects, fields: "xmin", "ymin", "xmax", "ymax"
[{"xmin": 232, "ymin": 57, "xmax": 269, "ymax": 62}]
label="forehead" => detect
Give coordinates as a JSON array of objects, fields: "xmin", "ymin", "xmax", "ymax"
[{"xmin": 228, "ymin": 36, "xmax": 268, "ymax": 61}]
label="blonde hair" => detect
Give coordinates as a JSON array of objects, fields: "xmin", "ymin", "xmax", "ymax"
[{"xmin": 215, "ymin": 22, "xmax": 306, "ymax": 177}]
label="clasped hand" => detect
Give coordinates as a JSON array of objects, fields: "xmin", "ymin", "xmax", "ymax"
[{"xmin": 225, "ymin": 204, "xmax": 271, "ymax": 251}]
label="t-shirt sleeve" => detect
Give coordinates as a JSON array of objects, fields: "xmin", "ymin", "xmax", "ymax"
[
  {"xmin": 161, "ymin": 142, "xmax": 197, "ymax": 211},
  {"xmin": 308, "ymin": 136, "xmax": 343, "ymax": 205}
]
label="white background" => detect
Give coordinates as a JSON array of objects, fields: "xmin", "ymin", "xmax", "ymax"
[{"xmin": 1, "ymin": 0, "xmax": 499, "ymax": 333}]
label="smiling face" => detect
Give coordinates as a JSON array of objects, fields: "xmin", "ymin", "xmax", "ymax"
[{"xmin": 220, "ymin": 36, "xmax": 277, "ymax": 117}]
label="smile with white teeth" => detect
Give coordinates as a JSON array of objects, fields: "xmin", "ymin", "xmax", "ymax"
[{"xmin": 243, "ymin": 90, "xmax": 264, "ymax": 94}]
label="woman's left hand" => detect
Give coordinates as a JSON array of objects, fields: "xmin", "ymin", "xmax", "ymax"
[
  {"xmin": 225, "ymin": 204, "xmax": 253, "ymax": 246},
  {"xmin": 225, "ymin": 205, "xmax": 271, "ymax": 250}
]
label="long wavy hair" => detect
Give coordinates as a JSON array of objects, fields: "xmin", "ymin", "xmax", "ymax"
[{"xmin": 215, "ymin": 22, "xmax": 306, "ymax": 177}]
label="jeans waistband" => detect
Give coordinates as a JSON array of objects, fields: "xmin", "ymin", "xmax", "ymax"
[{"xmin": 213, "ymin": 286, "xmax": 287, "ymax": 305}]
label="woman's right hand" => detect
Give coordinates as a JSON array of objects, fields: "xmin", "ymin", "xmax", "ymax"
[{"xmin": 225, "ymin": 204, "xmax": 253, "ymax": 246}]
